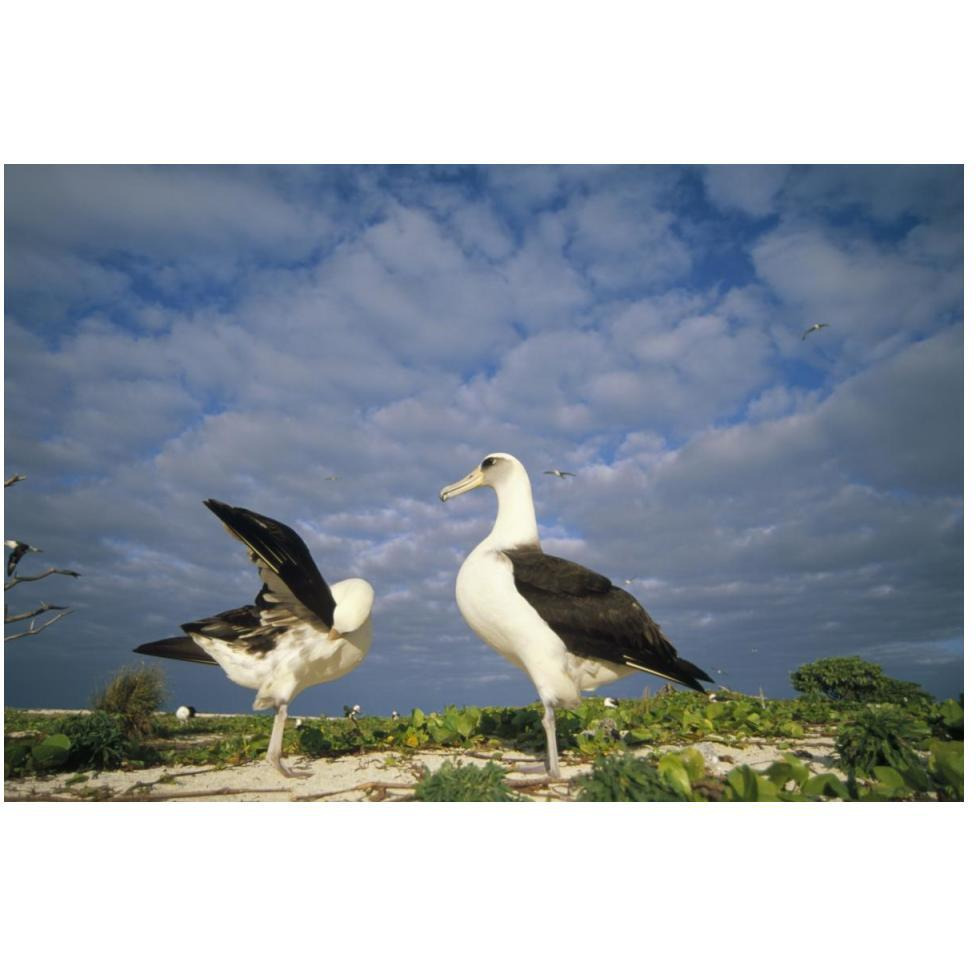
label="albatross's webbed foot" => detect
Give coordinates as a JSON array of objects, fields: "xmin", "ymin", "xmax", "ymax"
[
  {"xmin": 269, "ymin": 755, "xmax": 313, "ymax": 779},
  {"xmin": 267, "ymin": 702, "xmax": 312, "ymax": 777}
]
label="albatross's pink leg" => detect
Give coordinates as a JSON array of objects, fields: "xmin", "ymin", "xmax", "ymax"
[{"xmin": 267, "ymin": 703, "xmax": 311, "ymax": 778}]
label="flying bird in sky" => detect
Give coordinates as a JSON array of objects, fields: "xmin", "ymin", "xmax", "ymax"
[
  {"xmin": 134, "ymin": 499, "xmax": 374, "ymax": 777},
  {"xmin": 5, "ymin": 539, "xmax": 41, "ymax": 576},
  {"xmin": 801, "ymin": 322, "xmax": 831, "ymax": 340},
  {"xmin": 543, "ymin": 469, "xmax": 576, "ymax": 479},
  {"xmin": 440, "ymin": 452, "xmax": 712, "ymax": 778}
]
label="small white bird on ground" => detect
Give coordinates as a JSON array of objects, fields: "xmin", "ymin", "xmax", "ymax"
[
  {"xmin": 391, "ymin": 709, "xmax": 400, "ymax": 720},
  {"xmin": 603, "ymin": 696, "xmax": 620, "ymax": 709},
  {"xmin": 440, "ymin": 452, "xmax": 712, "ymax": 779},
  {"xmin": 543, "ymin": 469, "xmax": 576, "ymax": 479},
  {"xmin": 801, "ymin": 322, "xmax": 830, "ymax": 340},
  {"xmin": 135, "ymin": 499, "xmax": 374, "ymax": 778},
  {"xmin": 175, "ymin": 705, "xmax": 196, "ymax": 724}
]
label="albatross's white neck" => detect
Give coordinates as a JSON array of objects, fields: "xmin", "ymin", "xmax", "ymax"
[{"xmin": 485, "ymin": 464, "xmax": 540, "ymax": 550}]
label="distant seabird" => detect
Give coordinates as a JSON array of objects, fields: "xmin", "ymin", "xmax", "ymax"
[
  {"xmin": 175, "ymin": 705, "xmax": 196, "ymax": 724},
  {"xmin": 603, "ymin": 696, "xmax": 620, "ymax": 709},
  {"xmin": 391, "ymin": 709, "xmax": 400, "ymax": 720},
  {"xmin": 543, "ymin": 469, "xmax": 576, "ymax": 479},
  {"xmin": 134, "ymin": 499, "xmax": 374, "ymax": 777},
  {"xmin": 343, "ymin": 704, "xmax": 362, "ymax": 721},
  {"xmin": 5, "ymin": 539, "xmax": 41, "ymax": 576},
  {"xmin": 440, "ymin": 452, "xmax": 712, "ymax": 778},
  {"xmin": 801, "ymin": 322, "xmax": 830, "ymax": 340}
]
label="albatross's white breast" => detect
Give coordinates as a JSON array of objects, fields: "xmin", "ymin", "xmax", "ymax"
[{"xmin": 455, "ymin": 543, "xmax": 582, "ymax": 708}]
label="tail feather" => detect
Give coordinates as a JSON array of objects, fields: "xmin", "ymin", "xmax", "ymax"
[
  {"xmin": 670, "ymin": 655, "xmax": 713, "ymax": 693},
  {"xmin": 133, "ymin": 636, "xmax": 217, "ymax": 667}
]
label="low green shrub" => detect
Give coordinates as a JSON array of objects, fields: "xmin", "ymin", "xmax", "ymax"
[
  {"xmin": 576, "ymin": 754, "xmax": 691, "ymax": 802},
  {"xmin": 59, "ymin": 712, "xmax": 129, "ymax": 769},
  {"xmin": 791, "ymin": 656, "xmax": 933, "ymax": 706},
  {"xmin": 835, "ymin": 706, "xmax": 929, "ymax": 788},
  {"xmin": 91, "ymin": 665, "xmax": 166, "ymax": 738},
  {"xmin": 414, "ymin": 760, "xmax": 521, "ymax": 801}
]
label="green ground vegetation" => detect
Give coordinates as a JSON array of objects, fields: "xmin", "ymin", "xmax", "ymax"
[{"xmin": 5, "ymin": 685, "xmax": 963, "ymax": 800}]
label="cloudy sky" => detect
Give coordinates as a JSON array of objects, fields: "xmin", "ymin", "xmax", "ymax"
[{"xmin": 3, "ymin": 164, "xmax": 964, "ymax": 714}]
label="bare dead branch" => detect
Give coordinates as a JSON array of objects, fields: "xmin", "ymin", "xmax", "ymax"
[
  {"xmin": 4, "ymin": 608, "xmax": 74, "ymax": 642},
  {"xmin": 109, "ymin": 786, "xmax": 291, "ymax": 801},
  {"xmin": 293, "ymin": 780, "xmax": 420, "ymax": 801},
  {"xmin": 5, "ymin": 474, "xmax": 26, "ymax": 488},
  {"xmin": 5, "ymin": 568, "xmax": 81, "ymax": 590},
  {"xmin": 5, "ymin": 602, "xmax": 69, "ymax": 624}
]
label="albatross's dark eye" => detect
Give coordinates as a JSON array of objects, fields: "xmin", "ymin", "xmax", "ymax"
[{"xmin": 481, "ymin": 456, "xmax": 498, "ymax": 470}]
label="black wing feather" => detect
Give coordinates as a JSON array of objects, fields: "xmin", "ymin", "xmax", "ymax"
[
  {"xmin": 181, "ymin": 604, "xmax": 287, "ymax": 656},
  {"xmin": 505, "ymin": 546, "xmax": 712, "ymax": 692},
  {"xmin": 133, "ymin": 635, "xmax": 219, "ymax": 666},
  {"xmin": 203, "ymin": 499, "xmax": 336, "ymax": 630}
]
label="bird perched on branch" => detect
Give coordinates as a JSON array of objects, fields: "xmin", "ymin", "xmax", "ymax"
[
  {"xmin": 440, "ymin": 452, "xmax": 712, "ymax": 779},
  {"xmin": 134, "ymin": 500, "xmax": 374, "ymax": 777}
]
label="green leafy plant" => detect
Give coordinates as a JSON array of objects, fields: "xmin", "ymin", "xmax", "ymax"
[
  {"xmin": 576, "ymin": 754, "xmax": 690, "ymax": 802},
  {"xmin": 799, "ymin": 772, "xmax": 851, "ymax": 799},
  {"xmin": 414, "ymin": 760, "xmax": 521, "ymax": 801},
  {"xmin": 790, "ymin": 656, "xmax": 932, "ymax": 705},
  {"xmin": 835, "ymin": 706, "xmax": 929, "ymax": 791},
  {"xmin": 91, "ymin": 665, "xmax": 166, "ymax": 738},
  {"xmin": 928, "ymin": 698, "xmax": 964, "ymax": 741},
  {"xmin": 59, "ymin": 712, "xmax": 129, "ymax": 769},
  {"xmin": 928, "ymin": 741, "xmax": 963, "ymax": 800},
  {"xmin": 724, "ymin": 764, "xmax": 783, "ymax": 801},
  {"xmin": 5, "ymin": 740, "xmax": 33, "ymax": 778},
  {"xmin": 31, "ymin": 733, "xmax": 72, "ymax": 770}
]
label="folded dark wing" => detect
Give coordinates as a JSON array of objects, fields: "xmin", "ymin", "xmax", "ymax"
[
  {"xmin": 505, "ymin": 546, "xmax": 711, "ymax": 691},
  {"xmin": 203, "ymin": 499, "xmax": 336, "ymax": 631}
]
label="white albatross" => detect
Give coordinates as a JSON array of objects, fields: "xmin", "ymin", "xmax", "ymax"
[
  {"xmin": 801, "ymin": 322, "xmax": 830, "ymax": 340},
  {"xmin": 134, "ymin": 499, "xmax": 374, "ymax": 777},
  {"xmin": 440, "ymin": 452, "xmax": 712, "ymax": 778}
]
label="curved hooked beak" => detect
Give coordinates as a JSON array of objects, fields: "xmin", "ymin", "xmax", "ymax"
[{"xmin": 439, "ymin": 466, "xmax": 485, "ymax": 502}]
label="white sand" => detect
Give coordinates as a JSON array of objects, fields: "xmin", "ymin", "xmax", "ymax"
[{"xmin": 4, "ymin": 735, "xmax": 840, "ymax": 802}]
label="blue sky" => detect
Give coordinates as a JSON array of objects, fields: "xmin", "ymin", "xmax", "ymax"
[{"xmin": 3, "ymin": 164, "xmax": 964, "ymax": 714}]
